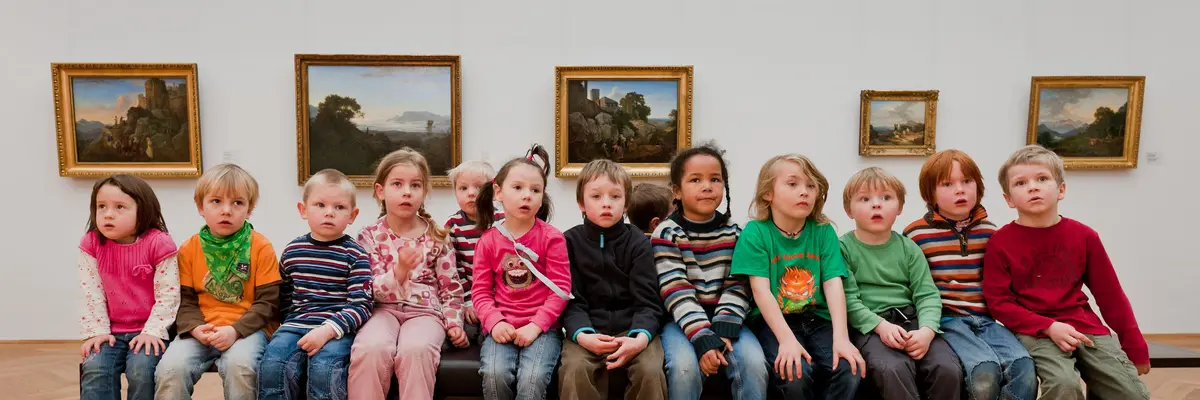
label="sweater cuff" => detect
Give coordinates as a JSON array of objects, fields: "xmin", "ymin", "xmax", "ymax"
[
  {"xmin": 856, "ymin": 315, "xmax": 883, "ymax": 335},
  {"xmin": 691, "ymin": 333, "xmax": 726, "ymax": 357},
  {"xmin": 1125, "ymin": 344, "xmax": 1151, "ymax": 366},
  {"xmin": 323, "ymin": 321, "xmax": 345, "ymax": 339},
  {"xmin": 572, "ymin": 327, "xmax": 596, "ymax": 343},
  {"xmin": 920, "ymin": 321, "xmax": 942, "ymax": 334},
  {"xmin": 628, "ymin": 329, "xmax": 652, "ymax": 341},
  {"xmin": 712, "ymin": 320, "xmax": 742, "ymax": 339}
]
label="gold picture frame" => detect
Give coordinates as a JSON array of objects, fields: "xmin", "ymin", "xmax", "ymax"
[
  {"xmin": 1027, "ymin": 76, "xmax": 1144, "ymax": 169},
  {"xmin": 859, "ymin": 90, "xmax": 938, "ymax": 156},
  {"xmin": 52, "ymin": 63, "xmax": 202, "ymax": 178},
  {"xmin": 555, "ymin": 66, "xmax": 692, "ymax": 178},
  {"xmin": 295, "ymin": 54, "xmax": 462, "ymax": 187}
]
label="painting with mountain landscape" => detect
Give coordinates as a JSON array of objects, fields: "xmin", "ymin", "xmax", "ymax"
[
  {"xmin": 296, "ymin": 55, "xmax": 461, "ymax": 186},
  {"xmin": 1027, "ymin": 76, "xmax": 1145, "ymax": 168},
  {"xmin": 859, "ymin": 90, "xmax": 938, "ymax": 156},
  {"xmin": 555, "ymin": 66, "xmax": 692, "ymax": 177},
  {"xmin": 53, "ymin": 63, "xmax": 201, "ymax": 178}
]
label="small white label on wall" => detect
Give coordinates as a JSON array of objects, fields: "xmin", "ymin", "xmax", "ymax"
[
  {"xmin": 222, "ymin": 151, "xmax": 237, "ymax": 163},
  {"xmin": 1146, "ymin": 151, "xmax": 1160, "ymax": 163}
]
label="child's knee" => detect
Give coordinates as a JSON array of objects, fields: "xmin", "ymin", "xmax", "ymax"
[
  {"xmin": 965, "ymin": 361, "xmax": 1001, "ymax": 398},
  {"xmin": 350, "ymin": 338, "xmax": 396, "ymax": 365},
  {"xmin": 480, "ymin": 362, "xmax": 516, "ymax": 387}
]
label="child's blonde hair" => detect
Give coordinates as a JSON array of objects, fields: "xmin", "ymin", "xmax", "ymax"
[
  {"xmin": 575, "ymin": 159, "xmax": 632, "ymax": 208},
  {"xmin": 194, "ymin": 163, "xmax": 259, "ymax": 211},
  {"xmin": 750, "ymin": 154, "xmax": 830, "ymax": 224},
  {"xmin": 447, "ymin": 160, "xmax": 496, "ymax": 188},
  {"xmin": 998, "ymin": 144, "xmax": 1065, "ymax": 196},
  {"xmin": 372, "ymin": 148, "xmax": 447, "ymax": 243},
  {"xmin": 842, "ymin": 167, "xmax": 906, "ymax": 213},
  {"xmin": 304, "ymin": 168, "xmax": 357, "ymax": 207}
]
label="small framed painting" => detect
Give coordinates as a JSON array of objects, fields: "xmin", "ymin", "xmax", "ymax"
[
  {"xmin": 295, "ymin": 54, "xmax": 462, "ymax": 187},
  {"xmin": 1027, "ymin": 76, "xmax": 1145, "ymax": 169},
  {"xmin": 555, "ymin": 66, "xmax": 692, "ymax": 178},
  {"xmin": 52, "ymin": 63, "xmax": 203, "ymax": 178},
  {"xmin": 859, "ymin": 90, "xmax": 938, "ymax": 156}
]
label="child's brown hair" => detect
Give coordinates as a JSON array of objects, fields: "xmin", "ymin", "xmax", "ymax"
[
  {"xmin": 917, "ymin": 149, "xmax": 985, "ymax": 210},
  {"xmin": 997, "ymin": 144, "xmax": 1065, "ymax": 196},
  {"xmin": 86, "ymin": 174, "xmax": 168, "ymax": 244},
  {"xmin": 629, "ymin": 183, "xmax": 672, "ymax": 233},
  {"xmin": 476, "ymin": 144, "xmax": 553, "ymax": 230},
  {"xmin": 372, "ymin": 148, "xmax": 447, "ymax": 243},
  {"xmin": 575, "ymin": 159, "xmax": 632, "ymax": 208}
]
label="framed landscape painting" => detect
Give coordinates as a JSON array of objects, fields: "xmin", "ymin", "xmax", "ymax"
[
  {"xmin": 1027, "ymin": 76, "xmax": 1144, "ymax": 169},
  {"xmin": 555, "ymin": 66, "xmax": 692, "ymax": 178},
  {"xmin": 52, "ymin": 63, "xmax": 202, "ymax": 178},
  {"xmin": 295, "ymin": 54, "xmax": 461, "ymax": 187},
  {"xmin": 859, "ymin": 90, "xmax": 938, "ymax": 156}
]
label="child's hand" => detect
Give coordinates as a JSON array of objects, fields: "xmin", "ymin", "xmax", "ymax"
[
  {"xmin": 298, "ymin": 325, "xmax": 336, "ymax": 356},
  {"xmin": 832, "ymin": 337, "xmax": 867, "ymax": 378},
  {"xmin": 873, "ymin": 320, "xmax": 910, "ymax": 350},
  {"xmin": 130, "ymin": 333, "xmax": 166, "ymax": 356},
  {"xmin": 904, "ymin": 327, "xmax": 936, "ymax": 360},
  {"xmin": 80, "ymin": 334, "xmax": 116, "ymax": 359},
  {"xmin": 513, "ymin": 323, "xmax": 542, "ymax": 347},
  {"xmin": 721, "ymin": 337, "xmax": 734, "ymax": 353},
  {"xmin": 774, "ymin": 336, "xmax": 812, "ymax": 382},
  {"xmin": 464, "ymin": 306, "xmax": 478, "ymax": 325},
  {"xmin": 394, "ymin": 247, "xmax": 421, "ymax": 282},
  {"xmin": 577, "ymin": 333, "xmax": 620, "ymax": 356},
  {"xmin": 190, "ymin": 324, "xmax": 216, "ymax": 345},
  {"xmin": 1043, "ymin": 321, "xmax": 1093, "ymax": 353},
  {"xmin": 699, "ymin": 348, "xmax": 728, "ymax": 376},
  {"xmin": 1136, "ymin": 363, "xmax": 1151, "ymax": 376},
  {"xmin": 491, "ymin": 321, "xmax": 516, "ymax": 344},
  {"xmin": 447, "ymin": 326, "xmax": 469, "ymax": 348},
  {"xmin": 208, "ymin": 326, "xmax": 239, "ymax": 351},
  {"xmin": 605, "ymin": 333, "xmax": 650, "ymax": 370}
]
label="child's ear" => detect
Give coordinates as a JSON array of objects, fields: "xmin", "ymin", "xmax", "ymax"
[
  {"xmin": 1003, "ymin": 193, "xmax": 1016, "ymax": 209},
  {"xmin": 296, "ymin": 201, "xmax": 306, "ymax": 219},
  {"xmin": 374, "ymin": 183, "xmax": 385, "ymax": 201},
  {"xmin": 349, "ymin": 207, "xmax": 360, "ymax": 222},
  {"xmin": 1057, "ymin": 182, "xmax": 1067, "ymax": 200},
  {"xmin": 649, "ymin": 217, "xmax": 662, "ymax": 232}
]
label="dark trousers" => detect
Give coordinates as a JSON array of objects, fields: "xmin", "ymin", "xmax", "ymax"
[
  {"xmin": 754, "ymin": 313, "xmax": 861, "ymax": 400},
  {"xmin": 854, "ymin": 307, "xmax": 963, "ymax": 400},
  {"xmin": 557, "ymin": 332, "xmax": 667, "ymax": 400}
]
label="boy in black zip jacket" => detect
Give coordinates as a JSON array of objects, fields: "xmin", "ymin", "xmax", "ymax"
[{"xmin": 558, "ymin": 159, "xmax": 666, "ymax": 400}]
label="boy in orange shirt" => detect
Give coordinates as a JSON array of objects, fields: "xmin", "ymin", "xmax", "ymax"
[{"xmin": 155, "ymin": 163, "xmax": 282, "ymax": 400}]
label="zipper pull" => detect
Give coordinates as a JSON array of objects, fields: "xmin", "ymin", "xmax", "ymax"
[{"xmin": 600, "ymin": 233, "xmax": 605, "ymax": 249}]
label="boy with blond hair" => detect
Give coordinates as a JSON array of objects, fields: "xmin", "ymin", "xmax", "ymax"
[
  {"xmin": 258, "ymin": 169, "xmax": 374, "ymax": 399},
  {"xmin": 983, "ymin": 145, "xmax": 1150, "ymax": 399},
  {"xmin": 156, "ymin": 163, "xmax": 282, "ymax": 400},
  {"xmin": 443, "ymin": 160, "xmax": 502, "ymax": 345},
  {"xmin": 839, "ymin": 167, "xmax": 962, "ymax": 400}
]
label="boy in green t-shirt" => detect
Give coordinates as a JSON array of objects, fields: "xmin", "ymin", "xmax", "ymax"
[
  {"xmin": 839, "ymin": 167, "xmax": 962, "ymax": 400},
  {"xmin": 731, "ymin": 155, "xmax": 864, "ymax": 399}
]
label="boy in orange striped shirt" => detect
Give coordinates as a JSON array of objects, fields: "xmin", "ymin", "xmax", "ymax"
[{"xmin": 902, "ymin": 150, "xmax": 1035, "ymax": 400}]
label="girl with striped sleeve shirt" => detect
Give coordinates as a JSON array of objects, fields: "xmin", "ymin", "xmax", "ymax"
[
  {"xmin": 443, "ymin": 160, "xmax": 503, "ymax": 346},
  {"xmin": 653, "ymin": 143, "xmax": 768, "ymax": 400},
  {"xmin": 259, "ymin": 169, "xmax": 374, "ymax": 400}
]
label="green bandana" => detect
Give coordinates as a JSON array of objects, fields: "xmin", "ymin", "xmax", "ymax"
[{"xmin": 200, "ymin": 222, "xmax": 253, "ymax": 304}]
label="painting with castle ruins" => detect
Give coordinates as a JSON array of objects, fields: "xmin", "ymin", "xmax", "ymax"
[
  {"xmin": 53, "ymin": 63, "xmax": 202, "ymax": 178},
  {"xmin": 295, "ymin": 55, "xmax": 461, "ymax": 187},
  {"xmin": 858, "ymin": 90, "xmax": 938, "ymax": 156},
  {"xmin": 555, "ymin": 66, "xmax": 692, "ymax": 178}
]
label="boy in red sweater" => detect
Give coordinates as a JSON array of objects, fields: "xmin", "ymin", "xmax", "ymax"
[{"xmin": 982, "ymin": 145, "xmax": 1150, "ymax": 400}]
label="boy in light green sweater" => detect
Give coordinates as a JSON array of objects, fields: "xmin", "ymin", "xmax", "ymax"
[{"xmin": 839, "ymin": 167, "xmax": 962, "ymax": 400}]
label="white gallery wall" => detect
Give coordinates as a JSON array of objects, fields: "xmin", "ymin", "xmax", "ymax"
[{"xmin": 1, "ymin": 0, "xmax": 1196, "ymax": 339}]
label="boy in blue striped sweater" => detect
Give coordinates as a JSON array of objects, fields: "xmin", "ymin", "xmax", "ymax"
[{"xmin": 259, "ymin": 169, "xmax": 374, "ymax": 400}]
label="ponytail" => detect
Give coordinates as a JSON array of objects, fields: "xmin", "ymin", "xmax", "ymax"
[
  {"xmin": 477, "ymin": 181, "xmax": 499, "ymax": 230},
  {"xmin": 479, "ymin": 143, "xmax": 555, "ymax": 230},
  {"xmin": 527, "ymin": 144, "xmax": 553, "ymax": 222},
  {"xmin": 418, "ymin": 206, "xmax": 448, "ymax": 244}
]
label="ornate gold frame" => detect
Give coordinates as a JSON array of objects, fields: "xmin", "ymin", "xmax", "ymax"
[
  {"xmin": 554, "ymin": 66, "xmax": 693, "ymax": 178},
  {"xmin": 1026, "ymin": 76, "xmax": 1144, "ymax": 169},
  {"xmin": 859, "ymin": 90, "xmax": 938, "ymax": 156},
  {"xmin": 295, "ymin": 54, "xmax": 462, "ymax": 187},
  {"xmin": 52, "ymin": 63, "xmax": 202, "ymax": 178}
]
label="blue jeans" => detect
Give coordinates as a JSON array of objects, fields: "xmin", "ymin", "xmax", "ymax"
[
  {"xmin": 941, "ymin": 315, "xmax": 1037, "ymax": 400},
  {"xmin": 155, "ymin": 330, "xmax": 268, "ymax": 400},
  {"xmin": 258, "ymin": 326, "xmax": 354, "ymax": 400},
  {"xmin": 479, "ymin": 329, "xmax": 564, "ymax": 400},
  {"xmin": 661, "ymin": 323, "xmax": 769, "ymax": 400},
  {"xmin": 755, "ymin": 314, "xmax": 861, "ymax": 399},
  {"xmin": 80, "ymin": 332, "xmax": 162, "ymax": 400}
]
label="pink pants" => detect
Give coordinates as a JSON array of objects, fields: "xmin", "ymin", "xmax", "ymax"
[{"xmin": 349, "ymin": 303, "xmax": 446, "ymax": 400}]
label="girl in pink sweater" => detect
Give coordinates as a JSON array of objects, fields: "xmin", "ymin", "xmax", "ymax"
[
  {"xmin": 472, "ymin": 144, "xmax": 572, "ymax": 400},
  {"xmin": 79, "ymin": 174, "xmax": 180, "ymax": 400}
]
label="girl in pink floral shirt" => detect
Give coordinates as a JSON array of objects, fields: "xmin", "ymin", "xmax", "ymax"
[{"xmin": 348, "ymin": 149, "xmax": 467, "ymax": 400}]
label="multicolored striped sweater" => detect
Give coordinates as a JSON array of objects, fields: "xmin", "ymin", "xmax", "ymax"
[
  {"xmin": 902, "ymin": 206, "xmax": 996, "ymax": 317},
  {"xmin": 444, "ymin": 210, "xmax": 503, "ymax": 307},
  {"xmin": 652, "ymin": 211, "xmax": 748, "ymax": 356},
  {"xmin": 278, "ymin": 234, "xmax": 374, "ymax": 337}
]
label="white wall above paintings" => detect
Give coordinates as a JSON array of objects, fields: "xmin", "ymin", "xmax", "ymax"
[{"xmin": 1, "ymin": 0, "xmax": 1196, "ymax": 339}]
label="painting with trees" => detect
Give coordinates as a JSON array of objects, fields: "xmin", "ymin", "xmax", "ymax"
[
  {"xmin": 295, "ymin": 55, "xmax": 461, "ymax": 186},
  {"xmin": 858, "ymin": 90, "xmax": 938, "ymax": 156},
  {"xmin": 1026, "ymin": 76, "xmax": 1144, "ymax": 169},
  {"xmin": 555, "ymin": 66, "xmax": 692, "ymax": 177},
  {"xmin": 52, "ymin": 63, "xmax": 202, "ymax": 178}
]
